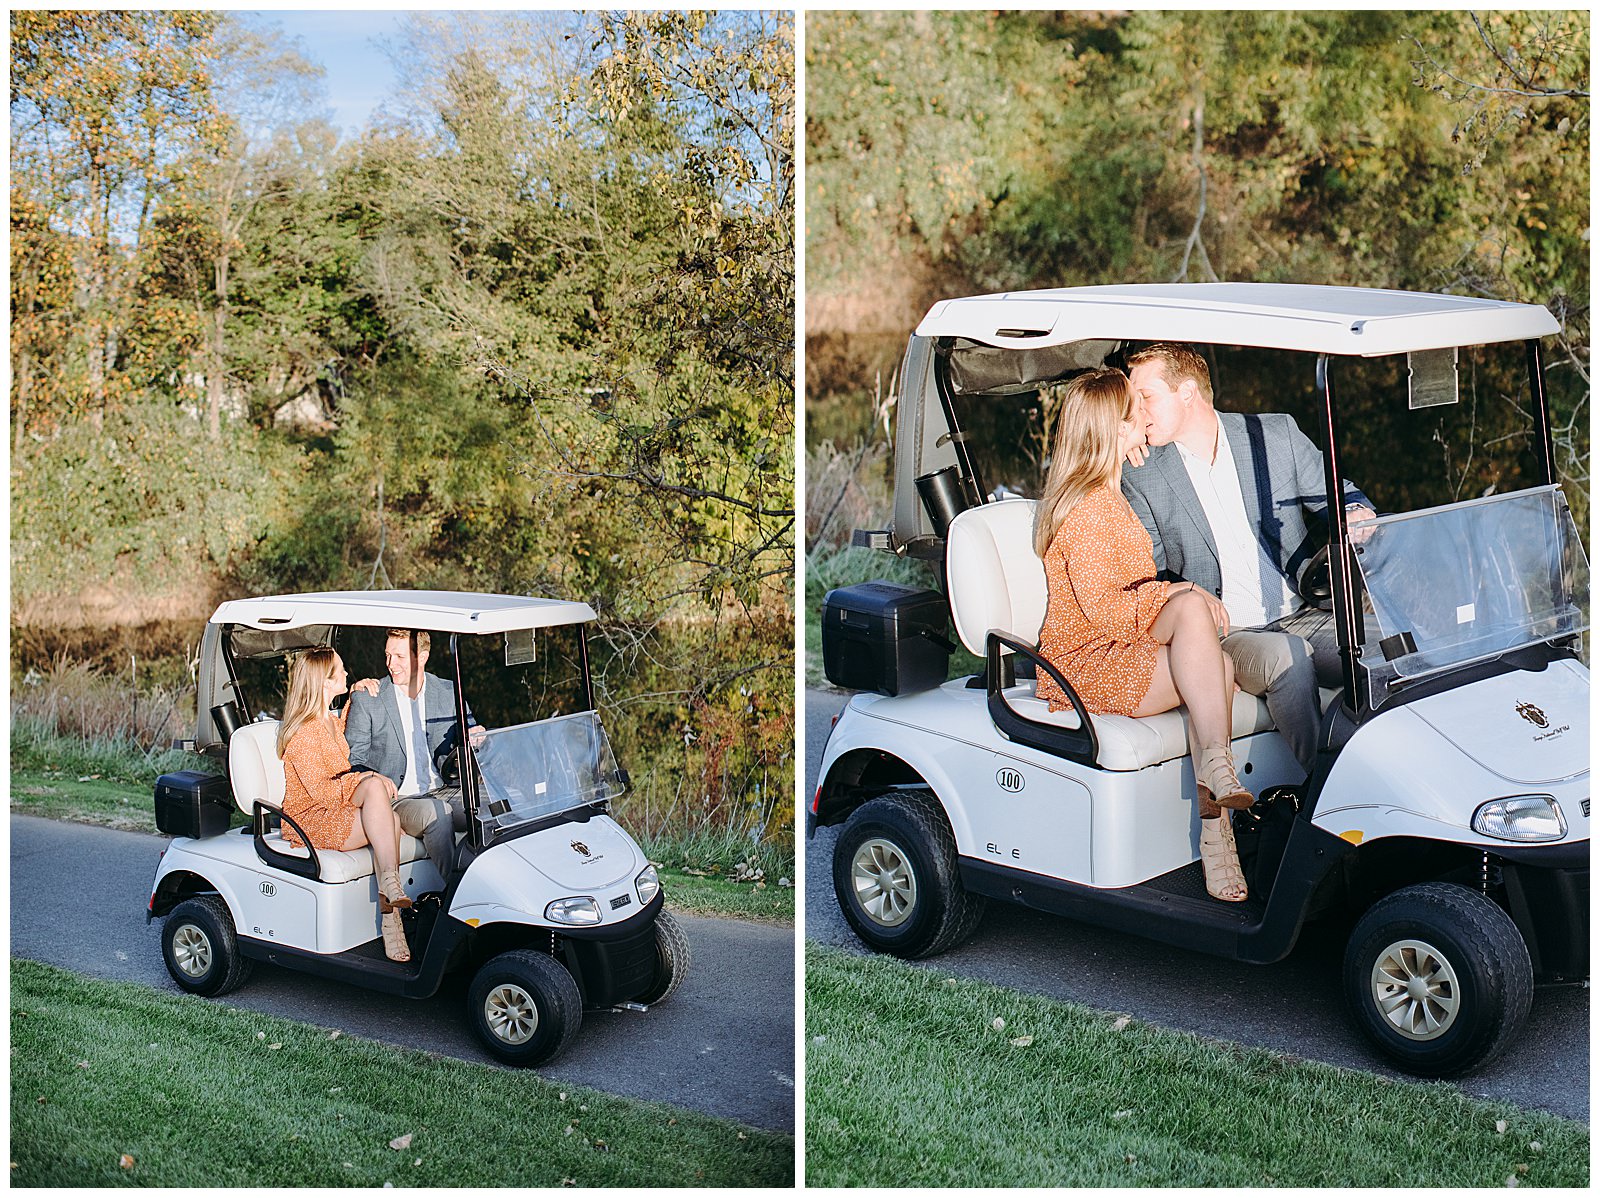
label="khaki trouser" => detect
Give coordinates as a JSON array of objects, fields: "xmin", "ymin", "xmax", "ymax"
[
  {"xmin": 392, "ymin": 792, "xmax": 465, "ymax": 877},
  {"xmin": 1222, "ymin": 606, "xmax": 1344, "ymax": 774}
]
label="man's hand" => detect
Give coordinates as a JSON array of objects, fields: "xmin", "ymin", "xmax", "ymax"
[
  {"xmin": 467, "ymin": 724, "xmax": 488, "ymax": 748},
  {"xmin": 1345, "ymin": 505, "xmax": 1378, "ymax": 545}
]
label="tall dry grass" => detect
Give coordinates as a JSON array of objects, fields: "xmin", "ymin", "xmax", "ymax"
[{"xmin": 13, "ymin": 657, "xmax": 194, "ymax": 755}]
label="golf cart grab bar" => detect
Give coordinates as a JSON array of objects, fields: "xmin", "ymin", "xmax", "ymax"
[
  {"xmin": 252, "ymin": 801, "xmax": 322, "ymax": 881},
  {"xmin": 985, "ymin": 631, "xmax": 1099, "ymax": 767}
]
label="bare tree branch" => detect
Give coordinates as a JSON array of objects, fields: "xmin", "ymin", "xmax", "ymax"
[{"xmin": 1174, "ymin": 96, "xmax": 1220, "ymax": 284}]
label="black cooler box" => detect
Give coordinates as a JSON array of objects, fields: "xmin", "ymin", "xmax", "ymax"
[
  {"xmin": 154, "ymin": 770, "xmax": 233, "ymax": 838},
  {"xmin": 822, "ymin": 581, "xmax": 952, "ymax": 696}
]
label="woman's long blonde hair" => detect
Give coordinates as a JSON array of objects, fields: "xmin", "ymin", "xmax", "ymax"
[
  {"xmin": 276, "ymin": 646, "xmax": 339, "ymax": 758},
  {"xmin": 1033, "ymin": 367, "xmax": 1136, "ymax": 558}
]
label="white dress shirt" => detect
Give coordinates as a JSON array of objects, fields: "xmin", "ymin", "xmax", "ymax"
[
  {"xmin": 1176, "ymin": 421, "xmax": 1300, "ymax": 629},
  {"xmin": 392, "ymin": 683, "xmax": 440, "ymax": 796}
]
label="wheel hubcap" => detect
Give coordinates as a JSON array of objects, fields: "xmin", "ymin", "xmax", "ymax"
[
  {"xmin": 1371, "ymin": 938, "xmax": 1460, "ymax": 1041},
  {"xmin": 484, "ymin": 983, "xmax": 539, "ymax": 1045},
  {"xmin": 851, "ymin": 837, "xmax": 918, "ymax": 928},
  {"xmin": 171, "ymin": 924, "xmax": 213, "ymax": 979}
]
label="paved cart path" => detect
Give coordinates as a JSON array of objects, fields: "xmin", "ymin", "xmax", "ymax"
[
  {"xmin": 10, "ymin": 815, "xmax": 795, "ymax": 1133},
  {"xmin": 805, "ymin": 687, "xmax": 1588, "ymax": 1124}
]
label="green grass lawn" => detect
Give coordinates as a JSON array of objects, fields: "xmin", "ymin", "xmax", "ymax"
[
  {"xmin": 11, "ymin": 959, "xmax": 792, "ymax": 1187},
  {"xmin": 654, "ymin": 868, "xmax": 794, "ymax": 922},
  {"xmin": 9, "ymin": 766, "xmax": 792, "ymax": 923},
  {"xmin": 805, "ymin": 943, "xmax": 1587, "ymax": 1188}
]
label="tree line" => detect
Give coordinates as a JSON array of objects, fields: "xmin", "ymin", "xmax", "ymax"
[
  {"xmin": 11, "ymin": 11, "xmax": 795, "ymax": 837},
  {"xmin": 806, "ymin": 11, "xmax": 1588, "ymax": 524}
]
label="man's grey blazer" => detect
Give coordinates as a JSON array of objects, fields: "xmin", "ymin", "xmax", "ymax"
[
  {"xmin": 344, "ymin": 674, "xmax": 467, "ymax": 788},
  {"xmin": 1121, "ymin": 411, "xmax": 1372, "ymax": 602}
]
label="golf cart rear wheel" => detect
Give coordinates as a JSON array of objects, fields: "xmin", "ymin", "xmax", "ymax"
[
  {"xmin": 161, "ymin": 896, "xmax": 254, "ymax": 997},
  {"xmin": 634, "ymin": 910, "xmax": 691, "ymax": 1005},
  {"xmin": 1343, "ymin": 882, "xmax": 1532, "ymax": 1078},
  {"xmin": 833, "ymin": 790, "xmax": 986, "ymax": 960},
  {"xmin": 468, "ymin": 950, "xmax": 582, "ymax": 1066}
]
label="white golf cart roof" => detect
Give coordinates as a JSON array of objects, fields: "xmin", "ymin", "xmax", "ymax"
[
  {"xmin": 210, "ymin": 590, "xmax": 597, "ymax": 634},
  {"xmin": 915, "ymin": 283, "xmax": 1559, "ymax": 356}
]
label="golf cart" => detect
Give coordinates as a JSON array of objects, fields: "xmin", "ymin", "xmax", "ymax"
[
  {"xmin": 148, "ymin": 590, "xmax": 689, "ymax": 1066},
  {"xmin": 813, "ymin": 283, "xmax": 1588, "ymax": 1077}
]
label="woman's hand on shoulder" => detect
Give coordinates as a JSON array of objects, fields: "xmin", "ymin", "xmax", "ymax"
[{"xmin": 350, "ymin": 678, "xmax": 381, "ymax": 697}]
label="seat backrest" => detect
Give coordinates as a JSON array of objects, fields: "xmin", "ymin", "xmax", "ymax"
[
  {"xmin": 946, "ymin": 499, "xmax": 1048, "ymax": 656},
  {"xmin": 228, "ymin": 720, "xmax": 286, "ymax": 814}
]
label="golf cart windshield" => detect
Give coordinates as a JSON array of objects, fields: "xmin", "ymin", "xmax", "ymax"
[
  {"xmin": 471, "ymin": 710, "xmax": 624, "ymax": 836},
  {"xmin": 1354, "ymin": 485, "xmax": 1588, "ymax": 706}
]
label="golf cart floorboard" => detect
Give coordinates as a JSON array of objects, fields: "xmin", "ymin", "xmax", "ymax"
[
  {"xmin": 238, "ymin": 918, "xmax": 459, "ymax": 999},
  {"xmin": 962, "ymin": 857, "xmax": 1272, "ymax": 959},
  {"xmin": 1141, "ymin": 860, "xmax": 1268, "ymax": 920}
]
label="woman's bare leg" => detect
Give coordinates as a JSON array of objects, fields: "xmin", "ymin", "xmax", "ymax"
[
  {"xmin": 1135, "ymin": 590, "xmax": 1254, "ymax": 881},
  {"xmin": 1135, "ymin": 589, "xmax": 1231, "ymax": 746},
  {"xmin": 342, "ymin": 777, "xmax": 400, "ymax": 876}
]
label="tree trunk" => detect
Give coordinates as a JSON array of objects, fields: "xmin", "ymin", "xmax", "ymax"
[
  {"xmin": 84, "ymin": 146, "xmax": 109, "ymax": 420},
  {"xmin": 13, "ymin": 343, "xmax": 32, "ymax": 460},
  {"xmin": 207, "ymin": 252, "xmax": 229, "ymax": 439}
]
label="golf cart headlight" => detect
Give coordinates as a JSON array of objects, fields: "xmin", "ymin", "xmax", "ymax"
[
  {"xmin": 1473, "ymin": 795, "xmax": 1566, "ymax": 843},
  {"xmin": 545, "ymin": 896, "xmax": 603, "ymax": 926},
  {"xmin": 636, "ymin": 864, "xmax": 661, "ymax": 906}
]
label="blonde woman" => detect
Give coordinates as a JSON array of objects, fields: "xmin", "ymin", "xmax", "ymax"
[
  {"xmin": 277, "ymin": 646, "xmax": 412, "ymax": 960},
  {"xmin": 1033, "ymin": 368, "xmax": 1251, "ymax": 902}
]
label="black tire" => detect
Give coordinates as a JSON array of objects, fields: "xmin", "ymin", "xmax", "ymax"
[
  {"xmin": 1343, "ymin": 882, "xmax": 1533, "ymax": 1078},
  {"xmin": 634, "ymin": 910, "xmax": 691, "ymax": 1005},
  {"xmin": 161, "ymin": 895, "xmax": 254, "ymax": 997},
  {"xmin": 833, "ymin": 790, "xmax": 986, "ymax": 959},
  {"xmin": 467, "ymin": 950, "xmax": 583, "ymax": 1067}
]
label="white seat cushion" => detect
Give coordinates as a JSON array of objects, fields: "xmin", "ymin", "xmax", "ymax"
[
  {"xmin": 228, "ymin": 720, "xmax": 286, "ymax": 814},
  {"xmin": 1003, "ymin": 682, "xmax": 1275, "ymax": 771},
  {"xmin": 946, "ymin": 499, "xmax": 1046, "ymax": 657},
  {"xmin": 258, "ymin": 830, "xmax": 427, "ymax": 881},
  {"xmin": 1001, "ymin": 681, "xmax": 1341, "ymax": 771},
  {"xmin": 228, "ymin": 718, "xmax": 425, "ymax": 878}
]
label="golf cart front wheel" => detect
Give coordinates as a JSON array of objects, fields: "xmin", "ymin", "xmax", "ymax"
[
  {"xmin": 634, "ymin": 910, "xmax": 691, "ymax": 1005},
  {"xmin": 161, "ymin": 895, "xmax": 254, "ymax": 997},
  {"xmin": 468, "ymin": 950, "xmax": 582, "ymax": 1066},
  {"xmin": 833, "ymin": 790, "xmax": 986, "ymax": 960},
  {"xmin": 1343, "ymin": 882, "xmax": 1532, "ymax": 1077}
]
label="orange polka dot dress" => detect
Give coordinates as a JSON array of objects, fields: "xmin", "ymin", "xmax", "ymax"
[
  {"xmin": 279, "ymin": 709, "xmax": 378, "ymax": 851},
  {"xmin": 1036, "ymin": 484, "xmax": 1171, "ymax": 717}
]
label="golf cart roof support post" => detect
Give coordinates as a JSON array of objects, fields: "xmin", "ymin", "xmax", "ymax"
[
  {"xmin": 578, "ymin": 627, "xmax": 595, "ymax": 712},
  {"xmin": 1525, "ymin": 339, "xmax": 1557, "ymax": 486},
  {"xmin": 449, "ymin": 633, "xmax": 482, "ymax": 851},
  {"xmin": 1316, "ymin": 355, "xmax": 1366, "ymax": 715},
  {"xmin": 933, "ymin": 340, "xmax": 986, "ymax": 509},
  {"xmin": 220, "ymin": 628, "xmax": 249, "ymax": 723}
]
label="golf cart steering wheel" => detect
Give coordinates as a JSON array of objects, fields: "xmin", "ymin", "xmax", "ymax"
[{"xmin": 1299, "ymin": 544, "xmax": 1333, "ymax": 610}]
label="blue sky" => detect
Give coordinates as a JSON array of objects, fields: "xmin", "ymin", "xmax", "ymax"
[{"xmin": 243, "ymin": 10, "xmax": 410, "ymax": 139}]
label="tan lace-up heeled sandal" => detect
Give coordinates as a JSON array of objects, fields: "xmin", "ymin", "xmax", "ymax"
[
  {"xmin": 1193, "ymin": 744, "xmax": 1254, "ymax": 811},
  {"xmin": 1199, "ymin": 813, "xmax": 1248, "ymax": 903},
  {"xmin": 381, "ymin": 910, "xmax": 411, "ymax": 962},
  {"xmin": 378, "ymin": 870, "xmax": 413, "ymax": 913}
]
